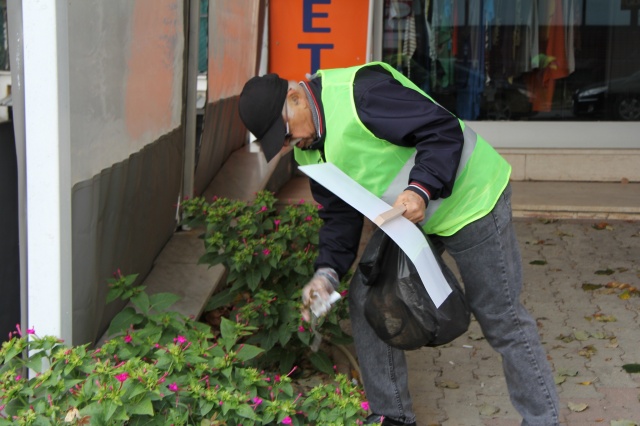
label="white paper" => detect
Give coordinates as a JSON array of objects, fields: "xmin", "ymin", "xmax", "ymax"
[{"xmin": 299, "ymin": 163, "xmax": 451, "ymax": 307}]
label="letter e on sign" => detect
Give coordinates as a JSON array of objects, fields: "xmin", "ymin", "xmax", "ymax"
[{"xmin": 269, "ymin": 0, "xmax": 370, "ymax": 81}]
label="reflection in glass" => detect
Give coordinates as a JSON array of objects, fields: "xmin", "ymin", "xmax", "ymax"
[{"xmin": 381, "ymin": 0, "xmax": 640, "ymax": 121}]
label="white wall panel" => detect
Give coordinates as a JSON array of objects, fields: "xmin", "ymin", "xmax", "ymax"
[{"xmin": 68, "ymin": 0, "xmax": 184, "ymax": 185}]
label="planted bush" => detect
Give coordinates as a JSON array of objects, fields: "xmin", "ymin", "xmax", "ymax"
[
  {"xmin": 180, "ymin": 191, "xmax": 352, "ymax": 374},
  {"xmin": 0, "ymin": 272, "xmax": 369, "ymax": 425}
]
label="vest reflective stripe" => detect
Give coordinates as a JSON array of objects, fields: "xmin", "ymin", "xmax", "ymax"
[
  {"xmin": 297, "ymin": 62, "xmax": 511, "ymax": 236},
  {"xmin": 424, "ymin": 125, "xmax": 478, "ymax": 223},
  {"xmin": 381, "ymin": 124, "xmax": 478, "ymax": 222}
]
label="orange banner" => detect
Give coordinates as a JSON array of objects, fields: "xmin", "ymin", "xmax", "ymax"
[{"xmin": 269, "ymin": 0, "xmax": 370, "ymax": 81}]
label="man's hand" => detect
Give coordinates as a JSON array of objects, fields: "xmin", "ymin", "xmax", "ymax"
[
  {"xmin": 301, "ymin": 268, "xmax": 341, "ymax": 322},
  {"xmin": 393, "ymin": 190, "xmax": 426, "ymax": 223}
]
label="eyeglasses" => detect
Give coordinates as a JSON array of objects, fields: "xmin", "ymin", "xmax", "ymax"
[
  {"xmin": 284, "ymin": 101, "xmax": 292, "ymax": 140},
  {"xmin": 283, "ymin": 102, "xmax": 303, "ymax": 148}
]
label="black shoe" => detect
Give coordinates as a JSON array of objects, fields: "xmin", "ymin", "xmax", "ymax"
[{"xmin": 364, "ymin": 414, "xmax": 417, "ymax": 426}]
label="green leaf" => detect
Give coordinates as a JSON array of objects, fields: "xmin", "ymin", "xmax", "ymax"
[
  {"xmin": 219, "ymin": 317, "xmax": 237, "ymax": 343},
  {"xmin": 278, "ymin": 323, "xmax": 292, "ymax": 347},
  {"xmin": 107, "ymin": 307, "xmax": 143, "ymax": 336},
  {"xmin": 199, "ymin": 401, "xmax": 215, "ymax": 417},
  {"xmin": 309, "ymin": 351, "xmax": 334, "ymax": 375},
  {"xmin": 279, "ymin": 349, "xmax": 296, "ymax": 374},
  {"xmin": 297, "ymin": 329, "xmax": 312, "ymax": 345},
  {"xmin": 236, "ymin": 404, "xmax": 257, "ymax": 420},
  {"xmin": 205, "ymin": 288, "xmax": 236, "ymax": 312},
  {"xmin": 149, "ymin": 292, "xmax": 181, "ymax": 312},
  {"xmin": 104, "ymin": 400, "xmax": 119, "ymax": 421},
  {"xmin": 246, "ymin": 269, "xmax": 262, "ymax": 291},
  {"xmin": 24, "ymin": 353, "xmax": 44, "ymax": 373},
  {"xmin": 129, "ymin": 396, "xmax": 154, "ymax": 416},
  {"xmin": 260, "ymin": 262, "xmax": 272, "ymax": 280},
  {"xmin": 235, "ymin": 344, "xmax": 264, "ymax": 362},
  {"xmin": 131, "ymin": 292, "xmax": 151, "ymax": 314}
]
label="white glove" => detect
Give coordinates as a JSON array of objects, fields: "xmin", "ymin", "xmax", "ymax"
[{"xmin": 301, "ymin": 268, "xmax": 342, "ymax": 322}]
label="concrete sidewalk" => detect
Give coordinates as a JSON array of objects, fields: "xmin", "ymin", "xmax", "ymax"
[{"xmin": 276, "ymin": 177, "xmax": 640, "ymax": 425}]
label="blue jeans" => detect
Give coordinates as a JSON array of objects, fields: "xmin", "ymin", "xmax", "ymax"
[{"xmin": 349, "ymin": 185, "xmax": 560, "ymax": 425}]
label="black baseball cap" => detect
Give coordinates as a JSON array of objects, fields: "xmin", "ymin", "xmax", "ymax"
[{"xmin": 238, "ymin": 73, "xmax": 288, "ymax": 162}]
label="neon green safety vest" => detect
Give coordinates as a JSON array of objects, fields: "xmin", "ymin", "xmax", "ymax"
[{"xmin": 295, "ymin": 62, "xmax": 511, "ymax": 236}]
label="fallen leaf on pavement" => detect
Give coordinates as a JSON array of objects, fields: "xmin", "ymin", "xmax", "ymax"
[
  {"xmin": 592, "ymin": 222, "xmax": 613, "ymax": 230},
  {"xmin": 436, "ymin": 380, "xmax": 460, "ymax": 389},
  {"xmin": 530, "ymin": 260, "xmax": 547, "ymax": 265},
  {"xmin": 556, "ymin": 368, "xmax": 579, "ymax": 377},
  {"xmin": 554, "ymin": 375, "xmax": 566, "ymax": 385},
  {"xmin": 606, "ymin": 338, "xmax": 619, "ymax": 348},
  {"xmin": 622, "ymin": 364, "xmax": 640, "ymax": 374},
  {"xmin": 478, "ymin": 403, "xmax": 500, "ymax": 416},
  {"xmin": 467, "ymin": 333, "xmax": 485, "ymax": 341},
  {"xmin": 557, "ymin": 333, "xmax": 575, "ymax": 343},
  {"xmin": 574, "ymin": 330, "xmax": 590, "ymax": 341},
  {"xmin": 607, "ymin": 281, "xmax": 632, "ymax": 289},
  {"xmin": 578, "ymin": 345, "xmax": 597, "ymax": 359},
  {"xmin": 556, "ymin": 231, "xmax": 573, "ymax": 237},
  {"xmin": 567, "ymin": 402, "xmax": 588, "ymax": 412},
  {"xmin": 582, "ymin": 283, "xmax": 603, "ymax": 291},
  {"xmin": 592, "ymin": 314, "xmax": 617, "ymax": 322},
  {"xmin": 525, "ymin": 239, "xmax": 550, "ymax": 245},
  {"xmin": 610, "ymin": 420, "xmax": 638, "ymax": 426},
  {"xmin": 594, "ymin": 268, "xmax": 615, "ymax": 275},
  {"xmin": 539, "ymin": 218, "xmax": 558, "ymax": 224}
]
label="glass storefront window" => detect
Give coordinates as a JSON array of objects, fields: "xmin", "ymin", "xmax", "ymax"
[{"xmin": 381, "ymin": 0, "xmax": 640, "ymax": 121}]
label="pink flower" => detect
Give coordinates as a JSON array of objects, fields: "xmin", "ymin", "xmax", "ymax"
[
  {"xmin": 305, "ymin": 216, "xmax": 313, "ymax": 221},
  {"xmin": 173, "ymin": 335, "xmax": 187, "ymax": 344},
  {"xmin": 115, "ymin": 373, "xmax": 129, "ymax": 383},
  {"xmin": 124, "ymin": 335, "xmax": 132, "ymax": 343},
  {"xmin": 15, "ymin": 375, "xmax": 21, "ymax": 381},
  {"xmin": 260, "ymin": 206, "xmax": 268, "ymax": 212},
  {"xmin": 253, "ymin": 397, "xmax": 263, "ymax": 406},
  {"xmin": 262, "ymin": 248, "xmax": 271, "ymax": 256},
  {"xmin": 298, "ymin": 325, "xmax": 305, "ymax": 332},
  {"xmin": 168, "ymin": 382, "xmax": 179, "ymax": 392},
  {"xmin": 274, "ymin": 219, "xmax": 281, "ymax": 231},
  {"xmin": 361, "ymin": 401, "xmax": 370, "ymax": 411},
  {"xmin": 27, "ymin": 327, "xmax": 35, "ymax": 335},
  {"xmin": 298, "ymin": 199, "xmax": 306, "ymax": 204},
  {"xmin": 282, "ymin": 417, "xmax": 292, "ymax": 424}
]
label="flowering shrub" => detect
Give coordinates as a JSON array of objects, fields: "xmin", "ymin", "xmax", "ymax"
[
  {"xmin": 181, "ymin": 191, "xmax": 352, "ymax": 374},
  {"xmin": 0, "ymin": 273, "xmax": 370, "ymax": 425}
]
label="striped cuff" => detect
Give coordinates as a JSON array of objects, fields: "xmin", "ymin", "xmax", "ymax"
[
  {"xmin": 406, "ymin": 181, "xmax": 431, "ymax": 206},
  {"xmin": 314, "ymin": 267, "xmax": 339, "ymax": 290}
]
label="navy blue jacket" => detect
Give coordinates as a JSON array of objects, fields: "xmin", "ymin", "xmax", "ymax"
[{"xmin": 306, "ymin": 65, "xmax": 464, "ymax": 278}]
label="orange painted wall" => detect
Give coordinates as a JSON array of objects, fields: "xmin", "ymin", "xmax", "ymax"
[{"xmin": 269, "ymin": 0, "xmax": 370, "ymax": 81}]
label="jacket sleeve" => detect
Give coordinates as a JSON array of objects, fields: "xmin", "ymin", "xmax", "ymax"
[
  {"xmin": 309, "ymin": 178, "xmax": 364, "ymax": 279},
  {"xmin": 354, "ymin": 69, "xmax": 464, "ymax": 202}
]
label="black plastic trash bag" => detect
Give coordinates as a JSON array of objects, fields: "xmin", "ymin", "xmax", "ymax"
[{"xmin": 354, "ymin": 227, "xmax": 470, "ymax": 350}]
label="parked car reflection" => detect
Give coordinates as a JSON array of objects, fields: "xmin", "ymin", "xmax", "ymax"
[{"xmin": 572, "ymin": 70, "xmax": 640, "ymax": 121}]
